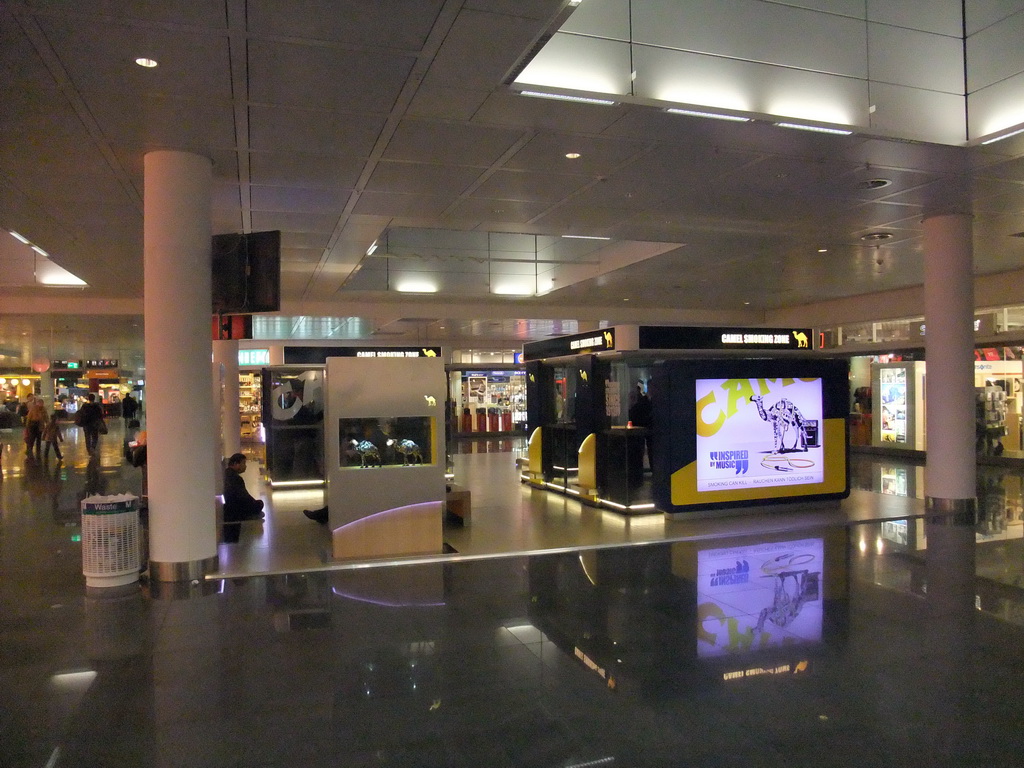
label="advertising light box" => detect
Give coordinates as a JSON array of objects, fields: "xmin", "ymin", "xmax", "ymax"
[
  {"xmin": 653, "ymin": 358, "xmax": 849, "ymax": 515},
  {"xmin": 697, "ymin": 537, "xmax": 824, "ymax": 659},
  {"xmin": 695, "ymin": 377, "xmax": 823, "ymax": 492}
]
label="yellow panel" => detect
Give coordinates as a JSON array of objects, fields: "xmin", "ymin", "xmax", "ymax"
[
  {"xmin": 529, "ymin": 427, "xmax": 543, "ymax": 475},
  {"xmin": 670, "ymin": 418, "xmax": 847, "ymax": 506},
  {"xmin": 578, "ymin": 433, "xmax": 597, "ymax": 491}
]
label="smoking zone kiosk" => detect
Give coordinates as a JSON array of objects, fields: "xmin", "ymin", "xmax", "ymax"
[{"xmin": 521, "ymin": 325, "xmax": 850, "ymax": 518}]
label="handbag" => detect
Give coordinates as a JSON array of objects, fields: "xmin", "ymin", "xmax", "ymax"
[{"xmin": 98, "ymin": 420, "xmax": 108, "ymax": 435}]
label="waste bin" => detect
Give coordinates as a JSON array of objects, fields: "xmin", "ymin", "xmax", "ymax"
[{"xmin": 81, "ymin": 494, "xmax": 141, "ymax": 588}]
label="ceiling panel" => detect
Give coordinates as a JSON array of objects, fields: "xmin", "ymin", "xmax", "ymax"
[
  {"xmin": 384, "ymin": 119, "xmax": 527, "ymax": 166},
  {"xmin": 247, "ymin": 0, "xmax": 446, "ymax": 49},
  {"xmin": 248, "ymin": 105, "xmax": 386, "ymax": 155},
  {"xmin": 248, "ymin": 39, "xmax": 416, "ymax": 113},
  {"xmin": 249, "ymin": 151, "xmax": 365, "ymax": 189}
]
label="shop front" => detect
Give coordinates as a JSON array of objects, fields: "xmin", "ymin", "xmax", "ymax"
[
  {"xmin": 447, "ymin": 365, "xmax": 526, "ymax": 437},
  {"xmin": 846, "ymin": 345, "xmax": 1024, "ymax": 457}
]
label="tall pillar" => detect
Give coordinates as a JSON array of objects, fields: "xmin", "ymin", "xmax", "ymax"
[
  {"xmin": 144, "ymin": 150, "xmax": 217, "ymax": 582},
  {"xmin": 213, "ymin": 339, "xmax": 241, "ymax": 458},
  {"xmin": 921, "ymin": 214, "xmax": 974, "ymax": 520},
  {"xmin": 922, "ymin": 212, "xmax": 976, "ymax": 524}
]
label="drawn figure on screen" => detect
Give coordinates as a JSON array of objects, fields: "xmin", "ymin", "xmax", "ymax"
[
  {"xmin": 387, "ymin": 438, "xmax": 423, "ymax": 465},
  {"xmin": 750, "ymin": 395, "xmax": 811, "ymax": 453},
  {"xmin": 350, "ymin": 439, "xmax": 381, "ymax": 467},
  {"xmin": 754, "ymin": 568, "xmax": 819, "ymax": 635}
]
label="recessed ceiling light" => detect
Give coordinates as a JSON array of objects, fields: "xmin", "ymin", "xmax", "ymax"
[
  {"xmin": 743, "ymin": 301, "xmax": 751, "ymax": 305},
  {"xmin": 818, "ymin": 248, "xmax": 828, "ymax": 253},
  {"xmin": 775, "ymin": 122, "xmax": 853, "ymax": 136},
  {"xmin": 665, "ymin": 108, "xmax": 750, "ymax": 122},
  {"xmin": 31, "ymin": 245, "xmax": 48, "ymax": 257},
  {"xmin": 565, "ymin": 152, "xmax": 581, "ymax": 159},
  {"xmin": 858, "ymin": 178, "xmax": 892, "ymax": 189},
  {"xmin": 9, "ymin": 230, "xmax": 30, "ymax": 244},
  {"xmin": 519, "ymin": 90, "xmax": 618, "ymax": 106},
  {"xmin": 135, "ymin": 57, "xmax": 158, "ymax": 68},
  {"xmin": 366, "ymin": 241, "xmax": 377, "ymax": 256},
  {"xmin": 562, "ymin": 234, "xmax": 611, "ymax": 240},
  {"xmin": 861, "ymin": 232, "xmax": 893, "ymax": 241},
  {"xmin": 623, "ymin": 298, "xmax": 630, "ymax": 301}
]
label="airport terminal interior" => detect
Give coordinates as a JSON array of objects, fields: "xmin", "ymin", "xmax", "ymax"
[{"xmin": 8, "ymin": 1, "xmax": 1024, "ymax": 766}]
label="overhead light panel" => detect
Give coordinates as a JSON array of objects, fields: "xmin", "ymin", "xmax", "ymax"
[
  {"xmin": 31, "ymin": 245, "xmax": 48, "ymax": 257},
  {"xmin": 665, "ymin": 108, "xmax": 750, "ymax": 122},
  {"xmin": 10, "ymin": 231, "xmax": 29, "ymax": 244},
  {"xmin": 981, "ymin": 127, "xmax": 1024, "ymax": 145},
  {"xmin": 135, "ymin": 57, "xmax": 158, "ymax": 68},
  {"xmin": 775, "ymin": 122, "xmax": 853, "ymax": 136},
  {"xmin": 366, "ymin": 241, "xmax": 378, "ymax": 256},
  {"xmin": 562, "ymin": 235, "xmax": 611, "ymax": 240},
  {"xmin": 519, "ymin": 90, "xmax": 618, "ymax": 106}
]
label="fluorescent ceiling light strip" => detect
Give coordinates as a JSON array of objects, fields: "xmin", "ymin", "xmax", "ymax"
[
  {"xmin": 562, "ymin": 235, "xmax": 611, "ymax": 240},
  {"xmin": 31, "ymin": 245, "xmax": 49, "ymax": 257},
  {"xmin": 10, "ymin": 230, "xmax": 30, "ymax": 244},
  {"xmin": 666, "ymin": 108, "xmax": 750, "ymax": 122},
  {"xmin": 519, "ymin": 90, "xmax": 618, "ymax": 106},
  {"xmin": 775, "ymin": 122, "xmax": 853, "ymax": 136},
  {"xmin": 981, "ymin": 127, "xmax": 1024, "ymax": 145}
]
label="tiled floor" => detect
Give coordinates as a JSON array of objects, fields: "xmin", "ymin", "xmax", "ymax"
[{"xmin": 3, "ymin": 424, "xmax": 1024, "ymax": 766}]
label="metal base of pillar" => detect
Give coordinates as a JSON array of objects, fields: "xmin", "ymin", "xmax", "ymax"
[
  {"xmin": 148, "ymin": 555, "xmax": 219, "ymax": 583},
  {"xmin": 925, "ymin": 496, "xmax": 977, "ymax": 526}
]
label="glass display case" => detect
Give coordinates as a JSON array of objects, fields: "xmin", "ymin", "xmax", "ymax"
[{"xmin": 338, "ymin": 416, "xmax": 435, "ymax": 469}]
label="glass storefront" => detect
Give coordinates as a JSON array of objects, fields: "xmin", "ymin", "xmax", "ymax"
[
  {"xmin": 448, "ymin": 367, "xmax": 526, "ymax": 435},
  {"xmin": 847, "ymin": 346, "xmax": 1024, "ymax": 455}
]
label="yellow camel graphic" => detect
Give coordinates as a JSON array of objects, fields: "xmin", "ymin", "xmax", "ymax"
[{"xmin": 792, "ymin": 331, "xmax": 809, "ymax": 348}]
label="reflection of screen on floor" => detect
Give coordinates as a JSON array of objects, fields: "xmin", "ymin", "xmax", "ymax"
[{"xmin": 695, "ymin": 378, "xmax": 824, "ymax": 493}]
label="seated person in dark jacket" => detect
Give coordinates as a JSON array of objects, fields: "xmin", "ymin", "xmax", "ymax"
[{"xmin": 223, "ymin": 453, "xmax": 265, "ymax": 522}]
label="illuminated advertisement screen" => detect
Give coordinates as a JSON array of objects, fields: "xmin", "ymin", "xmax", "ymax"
[
  {"xmin": 695, "ymin": 378, "xmax": 824, "ymax": 492},
  {"xmin": 697, "ymin": 538, "xmax": 824, "ymax": 659},
  {"xmin": 879, "ymin": 367, "xmax": 907, "ymax": 443}
]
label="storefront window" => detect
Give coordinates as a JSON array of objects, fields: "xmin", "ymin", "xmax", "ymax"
[
  {"xmin": 263, "ymin": 366, "xmax": 325, "ymax": 484},
  {"xmin": 448, "ymin": 367, "xmax": 526, "ymax": 434}
]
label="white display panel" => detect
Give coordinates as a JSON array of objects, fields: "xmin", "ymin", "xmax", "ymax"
[
  {"xmin": 697, "ymin": 538, "xmax": 824, "ymax": 659},
  {"xmin": 695, "ymin": 378, "xmax": 824, "ymax": 493}
]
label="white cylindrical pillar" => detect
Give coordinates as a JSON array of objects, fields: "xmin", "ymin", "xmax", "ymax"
[
  {"xmin": 144, "ymin": 150, "xmax": 218, "ymax": 581},
  {"xmin": 923, "ymin": 212, "xmax": 976, "ymax": 522},
  {"xmin": 213, "ymin": 339, "xmax": 241, "ymax": 458}
]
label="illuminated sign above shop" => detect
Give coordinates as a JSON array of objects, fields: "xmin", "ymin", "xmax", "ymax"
[
  {"xmin": 523, "ymin": 325, "xmax": 813, "ymax": 361},
  {"xmin": 639, "ymin": 326, "xmax": 812, "ymax": 351},
  {"xmin": 283, "ymin": 346, "xmax": 442, "ymax": 364},
  {"xmin": 521, "ymin": 328, "xmax": 615, "ymax": 361},
  {"xmin": 52, "ymin": 360, "xmax": 81, "ymax": 369},
  {"xmin": 85, "ymin": 359, "xmax": 118, "ymax": 368},
  {"xmin": 239, "ymin": 348, "xmax": 270, "ymax": 366}
]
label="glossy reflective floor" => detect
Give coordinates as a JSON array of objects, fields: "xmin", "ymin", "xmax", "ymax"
[{"xmin": 4, "ymin": 425, "xmax": 1024, "ymax": 766}]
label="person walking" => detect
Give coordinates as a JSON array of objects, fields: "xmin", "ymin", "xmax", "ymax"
[
  {"xmin": 23, "ymin": 397, "xmax": 48, "ymax": 457},
  {"xmin": 121, "ymin": 392, "xmax": 138, "ymax": 423},
  {"xmin": 42, "ymin": 407, "xmax": 64, "ymax": 462},
  {"xmin": 75, "ymin": 394, "xmax": 106, "ymax": 454}
]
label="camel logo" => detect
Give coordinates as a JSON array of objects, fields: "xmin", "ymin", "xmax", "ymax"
[
  {"xmin": 603, "ymin": 330, "xmax": 614, "ymax": 349},
  {"xmin": 421, "ymin": 348, "xmax": 437, "ymax": 357},
  {"xmin": 792, "ymin": 331, "xmax": 809, "ymax": 348},
  {"xmin": 424, "ymin": 395, "xmax": 437, "ymax": 407},
  {"xmin": 579, "ymin": 370, "xmax": 588, "ymax": 382}
]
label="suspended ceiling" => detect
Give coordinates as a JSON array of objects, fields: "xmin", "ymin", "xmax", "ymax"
[{"xmin": 3, "ymin": 0, "xmax": 1024, "ymax": 367}]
